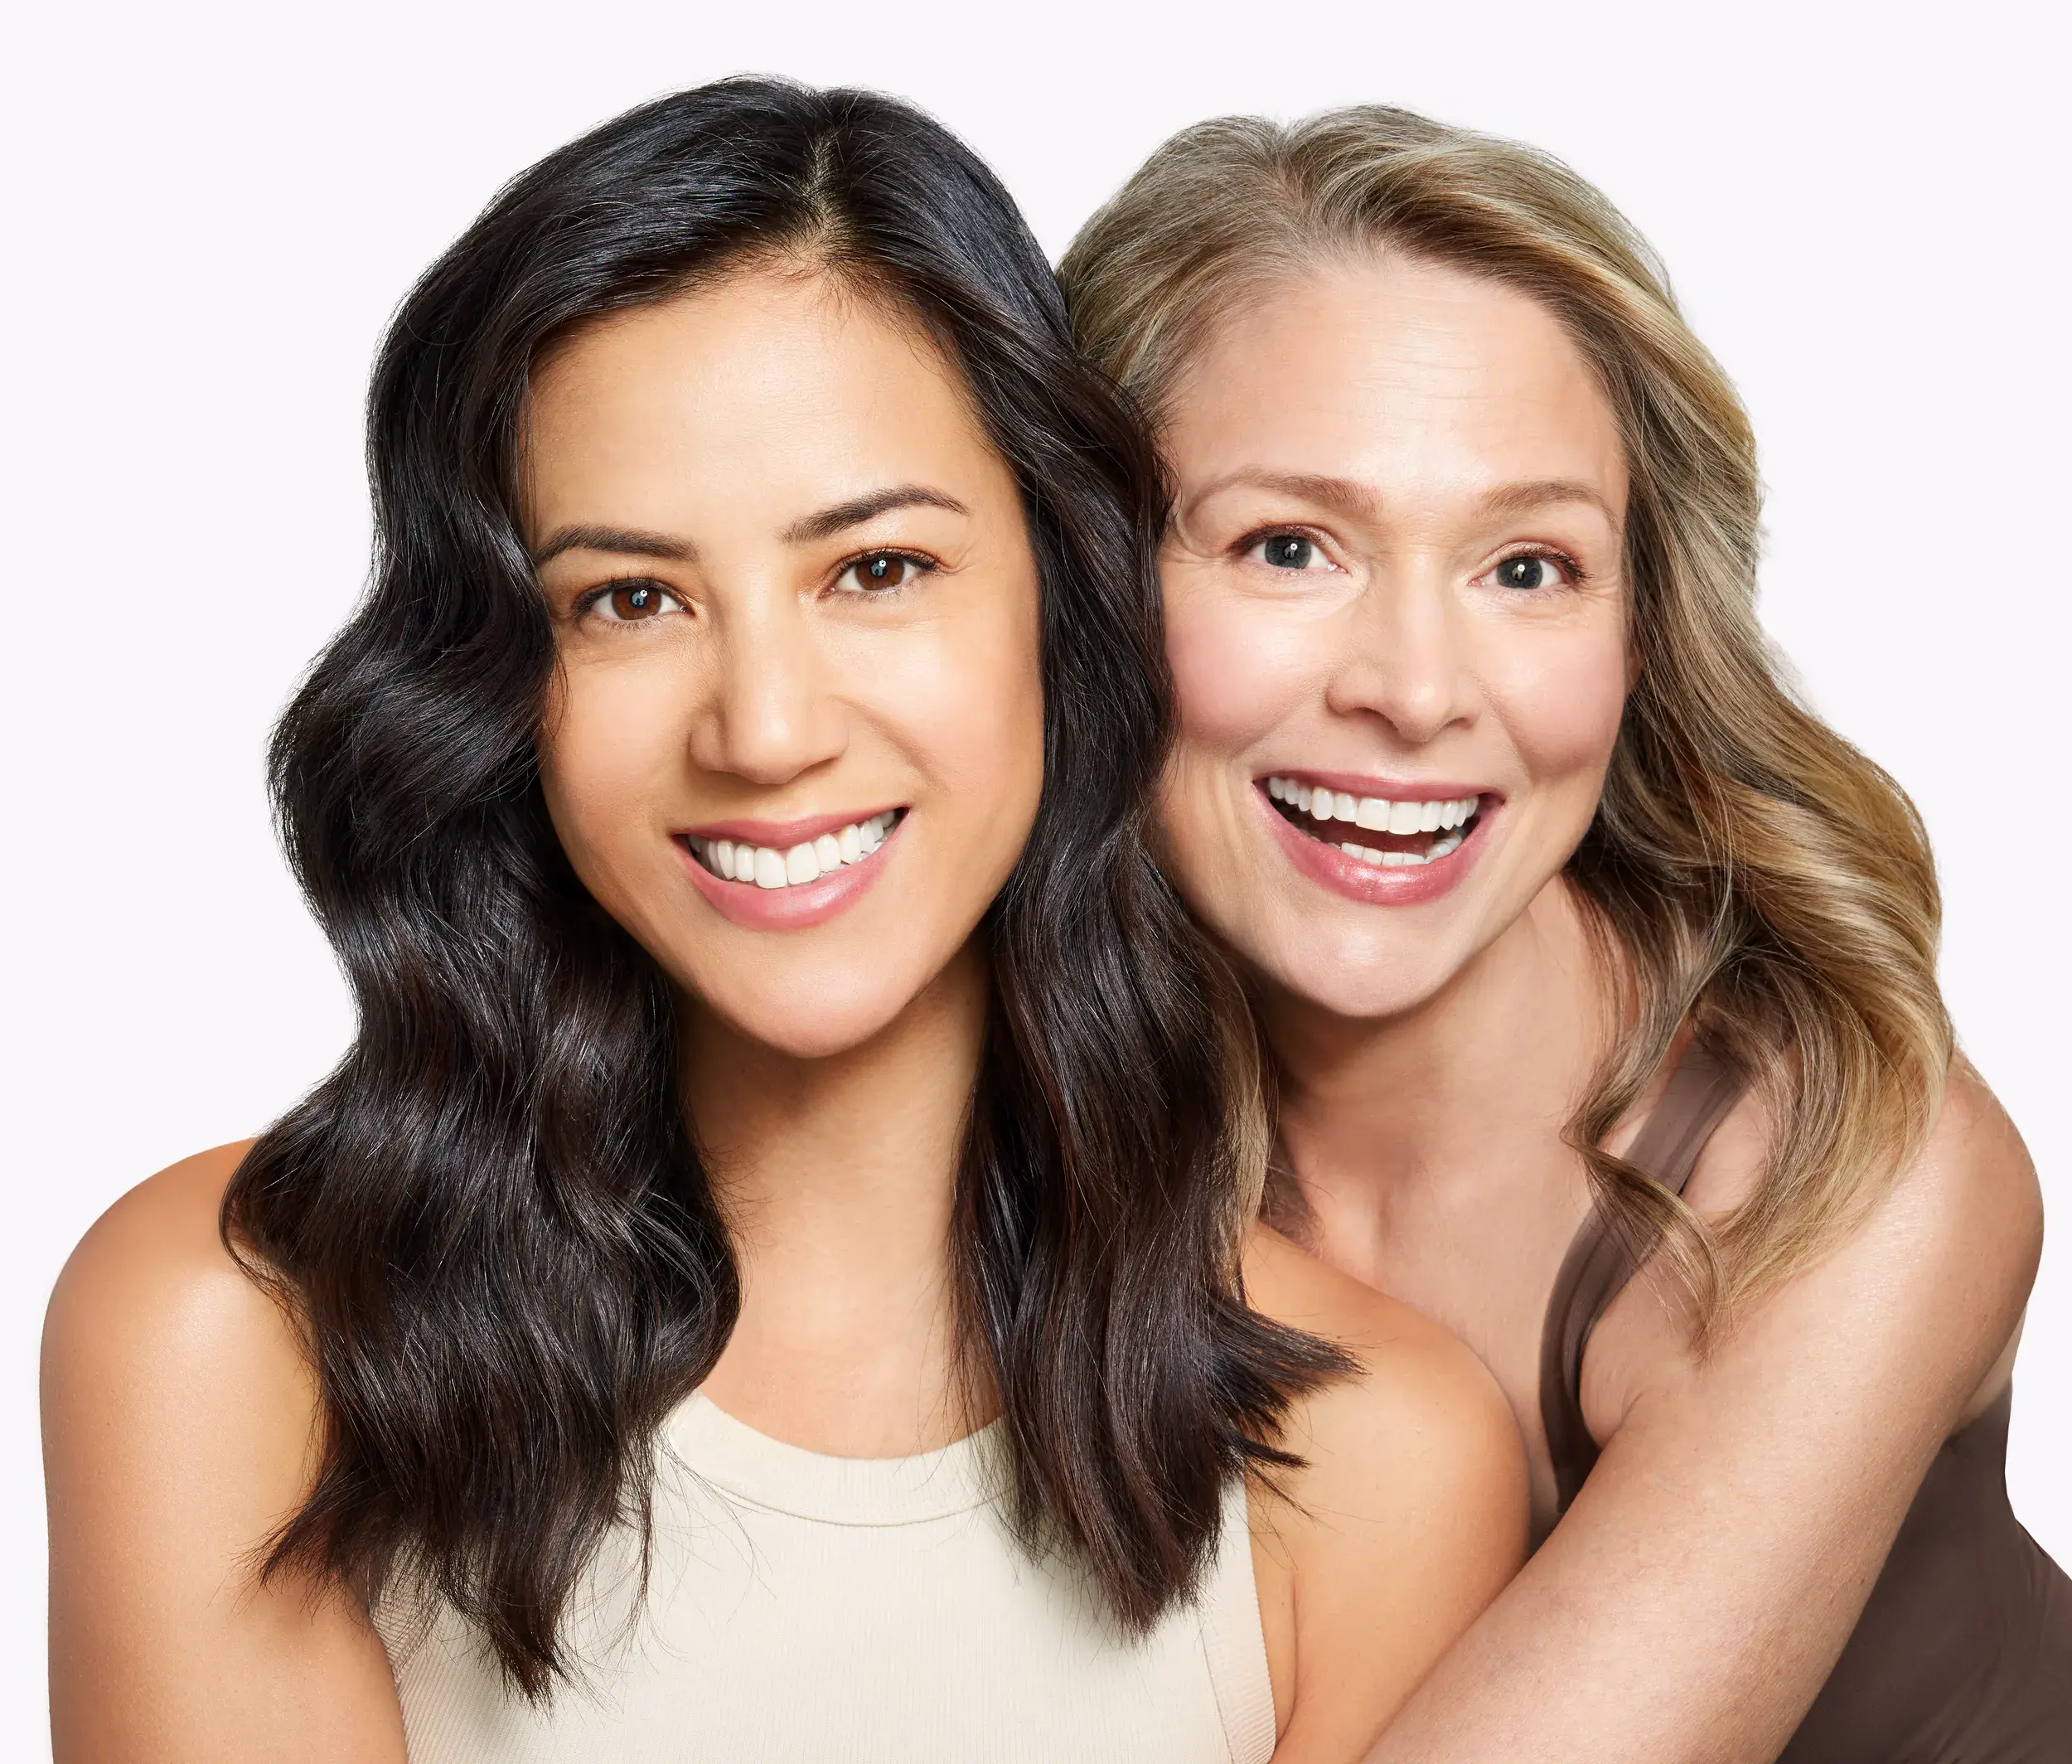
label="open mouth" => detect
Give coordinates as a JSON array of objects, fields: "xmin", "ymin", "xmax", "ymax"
[
  {"xmin": 1262, "ymin": 776, "xmax": 1484, "ymax": 870},
  {"xmin": 683, "ymin": 810, "xmax": 906, "ymax": 890}
]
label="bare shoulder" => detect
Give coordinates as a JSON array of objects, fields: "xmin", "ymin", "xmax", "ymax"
[
  {"xmin": 1243, "ymin": 1224, "xmax": 1527, "ymax": 1759},
  {"xmin": 1688, "ymin": 1058, "xmax": 2041, "ymax": 1309},
  {"xmin": 44, "ymin": 1141, "xmax": 308, "ymax": 1429},
  {"xmin": 1909, "ymin": 1060, "xmax": 2041, "ymax": 1245},
  {"xmin": 43, "ymin": 1145, "xmax": 400, "ymax": 1762},
  {"xmin": 1245, "ymin": 1220, "xmax": 1523, "ymax": 1486}
]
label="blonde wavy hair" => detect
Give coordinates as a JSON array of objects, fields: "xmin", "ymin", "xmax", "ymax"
[{"xmin": 1059, "ymin": 108, "xmax": 1953, "ymax": 1334}]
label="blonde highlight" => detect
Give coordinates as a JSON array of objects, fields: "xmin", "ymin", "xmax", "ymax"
[{"xmin": 1061, "ymin": 107, "xmax": 1952, "ymax": 1335}]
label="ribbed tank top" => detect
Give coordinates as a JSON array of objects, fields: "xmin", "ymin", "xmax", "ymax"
[
  {"xmin": 378, "ymin": 1393, "xmax": 1277, "ymax": 1762},
  {"xmin": 1541, "ymin": 1044, "xmax": 2072, "ymax": 1759}
]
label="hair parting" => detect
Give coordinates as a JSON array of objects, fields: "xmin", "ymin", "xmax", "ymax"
[
  {"xmin": 225, "ymin": 78, "xmax": 1348, "ymax": 1699},
  {"xmin": 1060, "ymin": 107, "xmax": 1953, "ymax": 1339}
]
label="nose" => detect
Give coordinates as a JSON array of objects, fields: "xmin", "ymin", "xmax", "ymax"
[
  {"xmin": 689, "ymin": 590, "xmax": 848, "ymax": 785},
  {"xmin": 1323, "ymin": 563, "xmax": 1475, "ymax": 745}
]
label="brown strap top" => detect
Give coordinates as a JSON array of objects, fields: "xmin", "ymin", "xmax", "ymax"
[
  {"xmin": 1538, "ymin": 1041, "xmax": 1746, "ymax": 1512},
  {"xmin": 1534, "ymin": 1043, "xmax": 2072, "ymax": 1759}
]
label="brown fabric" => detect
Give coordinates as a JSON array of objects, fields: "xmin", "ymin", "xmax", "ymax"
[
  {"xmin": 1540, "ymin": 1045, "xmax": 2072, "ymax": 1761},
  {"xmin": 1539, "ymin": 1041, "xmax": 1744, "ymax": 1510}
]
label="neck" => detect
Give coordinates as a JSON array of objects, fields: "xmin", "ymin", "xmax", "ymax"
[
  {"xmin": 1266, "ymin": 877, "xmax": 1610, "ymax": 1217},
  {"xmin": 685, "ymin": 938, "xmax": 990, "ymax": 1456}
]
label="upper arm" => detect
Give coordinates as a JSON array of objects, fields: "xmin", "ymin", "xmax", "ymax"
[
  {"xmin": 41, "ymin": 1145, "xmax": 406, "ymax": 1764},
  {"xmin": 1245, "ymin": 1226, "xmax": 1529, "ymax": 1763},
  {"xmin": 1365, "ymin": 1064, "xmax": 2044, "ymax": 1764}
]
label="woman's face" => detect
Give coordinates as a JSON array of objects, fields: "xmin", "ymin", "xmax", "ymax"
[
  {"xmin": 1157, "ymin": 255, "xmax": 1630, "ymax": 1021},
  {"xmin": 528, "ymin": 269, "xmax": 1043, "ymax": 1059}
]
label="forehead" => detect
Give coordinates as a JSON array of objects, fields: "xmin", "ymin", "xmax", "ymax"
[
  {"xmin": 1166, "ymin": 254, "xmax": 1627, "ymax": 513},
  {"xmin": 523, "ymin": 270, "xmax": 998, "ymax": 529}
]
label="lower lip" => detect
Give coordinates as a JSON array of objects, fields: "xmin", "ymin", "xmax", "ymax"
[
  {"xmin": 1260, "ymin": 789, "xmax": 1493, "ymax": 908},
  {"xmin": 676, "ymin": 824, "xmax": 898, "ymax": 932}
]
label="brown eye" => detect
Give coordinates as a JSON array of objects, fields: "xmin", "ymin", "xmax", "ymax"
[
  {"xmin": 840, "ymin": 552, "xmax": 922, "ymax": 593},
  {"xmin": 592, "ymin": 580, "xmax": 681, "ymax": 623}
]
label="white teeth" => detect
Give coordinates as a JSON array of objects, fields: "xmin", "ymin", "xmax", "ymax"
[
  {"xmin": 1266, "ymin": 777, "xmax": 1484, "ymax": 870},
  {"xmin": 1266, "ymin": 779, "xmax": 1483, "ymax": 836},
  {"xmin": 690, "ymin": 812, "xmax": 901, "ymax": 889}
]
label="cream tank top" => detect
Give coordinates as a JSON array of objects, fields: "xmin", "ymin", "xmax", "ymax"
[{"xmin": 378, "ymin": 1393, "xmax": 1276, "ymax": 1763}]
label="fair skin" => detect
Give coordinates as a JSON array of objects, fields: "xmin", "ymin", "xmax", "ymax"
[
  {"xmin": 42, "ymin": 266, "xmax": 1525, "ymax": 1764},
  {"xmin": 1156, "ymin": 254, "xmax": 2042, "ymax": 1764}
]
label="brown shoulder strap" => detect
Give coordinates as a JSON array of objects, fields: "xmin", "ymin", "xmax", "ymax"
[{"xmin": 1538, "ymin": 1043, "xmax": 1746, "ymax": 1512}]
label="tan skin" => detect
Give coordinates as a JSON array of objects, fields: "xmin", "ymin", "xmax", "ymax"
[
  {"xmin": 1156, "ymin": 254, "xmax": 2043, "ymax": 1764},
  {"xmin": 42, "ymin": 267, "xmax": 1527, "ymax": 1764}
]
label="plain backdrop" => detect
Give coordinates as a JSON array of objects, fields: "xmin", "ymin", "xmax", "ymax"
[{"xmin": 4, "ymin": 0, "xmax": 2065, "ymax": 1752}]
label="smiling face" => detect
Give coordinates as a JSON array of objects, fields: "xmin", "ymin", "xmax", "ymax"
[
  {"xmin": 1157, "ymin": 254, "xmax": 1631, "ymax": 1021},
  {"xmin": 526, "ymin": 268, "xmax": 1043, "ymax": 1059}
]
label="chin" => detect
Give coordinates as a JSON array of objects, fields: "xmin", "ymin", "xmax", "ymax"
[
  {"xmin": 1257, "ymin": 919, "xmax": 1473, "ymax": 1024},
  {"xmin": 690, "ymin": 960, "xmax": 934, "ymax": 1062}
]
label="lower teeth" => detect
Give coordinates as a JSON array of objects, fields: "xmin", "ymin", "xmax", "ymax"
[{"xmin": 1336, "ymin": 832, "xmax": 1462, "ymax": 869}]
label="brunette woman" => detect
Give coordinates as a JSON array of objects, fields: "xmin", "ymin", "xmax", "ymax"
[
  {"xmin": 1063, "ymin": 108, "xmax": 2070, "ymax": 1761},
  {"xmin": 41, "ymin": 83, "xmax": 1524, "ymax": 1764}
]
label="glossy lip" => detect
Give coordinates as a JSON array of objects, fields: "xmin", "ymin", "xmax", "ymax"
[
  {"xmin": 1256, "ymin": 778, "xmax": 1498, "ymax": 908},
  {"xmin": 675, "ymin": 807, "xmax": 906, "ymax": 933}
]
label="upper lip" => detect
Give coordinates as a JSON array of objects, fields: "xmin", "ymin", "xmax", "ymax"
[
  {"xmin": 676, "ymin": 806, "xmax": 903, "ymax": 846},
  {"xmin": 1258, "ymin": 771, "xmax": 1496, "ymax": 803}
]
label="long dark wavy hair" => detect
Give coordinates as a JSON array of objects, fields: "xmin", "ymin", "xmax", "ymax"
[{"xmin": 225, "ymin": 78, "xmax": 1347, "ymax": 1697}]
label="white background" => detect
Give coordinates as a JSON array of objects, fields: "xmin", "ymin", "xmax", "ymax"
[{"xmin": 3, "ymin": 0, "xmax": 2065, "ymax": 1752}]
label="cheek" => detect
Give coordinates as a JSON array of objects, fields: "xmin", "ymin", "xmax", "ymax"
[
  {"xmin": 864, "ymin": 589, "xmax": 1045, "ymax": 846},
  {"xmin": 536, "ymin": 662, "xmax": 684, "ymax": 887},
  {"xmin": 1488, "ymin": 624, "xmax": 1629, "ymax": 792},
  {"xmin": 1164, "ymin": 572, "xmax": 1324, "ymax": 759}
]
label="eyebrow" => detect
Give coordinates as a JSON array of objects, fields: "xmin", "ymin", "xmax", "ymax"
[
  {"xmin": 1474, "ymin": 478, "xmax": 1620, "ymax": 526},
  {"xmin": 1184, "ymin": 469, "xmax": 1618, "ymax": 528},
  {"xmin": 778, "ymin": 484, "xmax": 970, "ymax": 545},
  {"xmin": 530, "ymin": 484, "xmax": 971, "ymax": 568},
  {"xmin": 530, "ymin": 525, "xmax": 696, "ymax": 568},
  {"xmin": 1186, "ymin": 469, "xmax": 1382, "ymax": 523}
]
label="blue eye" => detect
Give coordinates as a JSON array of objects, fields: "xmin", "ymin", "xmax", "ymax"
[
  {"xmin": 1489, "ymin": 553, "xmax": 1577, "ymax": 591},
  {"xmin": 1259, "ymin": 534, "xmax": 1319, "ymax": 569}
]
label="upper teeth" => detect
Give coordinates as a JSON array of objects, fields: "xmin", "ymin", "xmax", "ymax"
[
  {"xmin": 687, "ymin": 812, "xmax": 899, "ymax": 889},
  {"xmin": 1265, "ymin": 778, "xmax": 1479, "ymax": 832}
]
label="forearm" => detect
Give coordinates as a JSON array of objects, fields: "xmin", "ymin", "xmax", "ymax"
[{"xmin": 1359, "ymin": 1388, "xmax": 1948, "ymax": 1763}]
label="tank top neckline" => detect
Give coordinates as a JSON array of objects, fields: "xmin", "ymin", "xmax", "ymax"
[{"xmin": 664, "ymin": 1392, "xmax": 1008, "ymax": 1526}]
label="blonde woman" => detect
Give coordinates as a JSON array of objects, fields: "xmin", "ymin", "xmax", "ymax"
[{"xmin": 1061, "ymin": 110, "xmax": 2070, "ymax": 1761}]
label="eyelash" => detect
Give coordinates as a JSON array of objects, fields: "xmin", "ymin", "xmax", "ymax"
[
  {"xmin": 830, "ymin": 548, "xmax": 941, "ymax": 595},
  {"xmin": 570, "ymin": 547, "xmax": 945, "ymax": 625},
  {"xmin": 1230, "ymin": 528, "xmax": 1589, "ymax": 590},
  {"xmin": 1234, "ymin": 526, "xmax": 1338, "ymax": 568},
  {"xmin": 1490, "ymin": 545, "xmax": 1589, "ymax": 590},
  {"xmin": 572, "ymin": 576, "xmax": 684, "ymax": 623}
]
